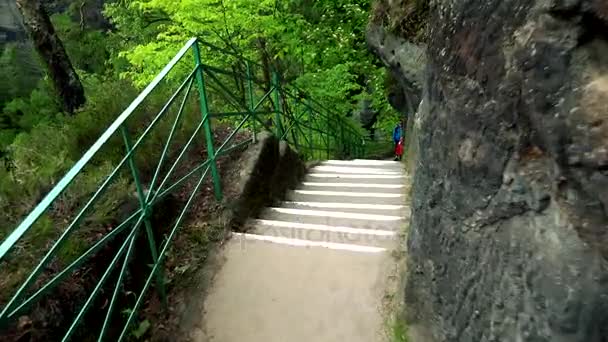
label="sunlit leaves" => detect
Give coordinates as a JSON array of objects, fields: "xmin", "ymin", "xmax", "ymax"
[{"xmin": 106, "ymin": 0, "xmax": 398, "ymax": 123}]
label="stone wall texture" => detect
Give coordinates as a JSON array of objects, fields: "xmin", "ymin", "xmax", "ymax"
[{"xmin": 371, "ymin": 0, "xmax": 608, "ymax": 341}]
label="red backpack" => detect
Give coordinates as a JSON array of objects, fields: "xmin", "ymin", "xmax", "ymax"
[{"xmin": 395, "ymin": 140, "xmax": 404, "ymax": 156}]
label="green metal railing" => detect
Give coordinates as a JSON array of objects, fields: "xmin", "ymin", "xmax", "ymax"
[{"xmin": 0, "ymin": 38, "xmax": 364, "ymax": 340}]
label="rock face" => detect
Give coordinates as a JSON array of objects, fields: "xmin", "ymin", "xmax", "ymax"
[
  {"xmin": 367, "ymin": 23, "xmax": 426, "ymax": 116},
  {"xmin": 371, "ymin": 0, "xmax": 608, "ymax": 341},
  {"xmin": 0, "ymin": 0, "xmax": 26, "ymax": 42}
]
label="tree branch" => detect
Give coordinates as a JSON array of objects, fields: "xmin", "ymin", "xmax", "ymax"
[
  {"xmin": 142, "ymin": 17, "xmax": 171, "ymax": 29},
  {"xmin": 79, "ymin": 2, "xmax": 85, "ymax": 31}
]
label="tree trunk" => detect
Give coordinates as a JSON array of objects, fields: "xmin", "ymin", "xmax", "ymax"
[
  {"xmin": 16, "ymin": 0, "xmax": 85, "ymax": 114},
  {"xmin": 257, "ymin": 38, "xmax": 271, "ymax": 93}
]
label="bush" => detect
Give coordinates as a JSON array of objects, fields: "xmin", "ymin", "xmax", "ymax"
[
  {"xmin": 0, "ymin": 80, "xmax": 62, "ymax": 154},
  {"xmin": 0, "ymin": 69, "xmax": 209, "ymax": 309},
  {"xmin": 0, "ymin": 75, "xmax": 132, "ymax": 236},
  {"xmin": 0, "ymin": 43, "xmax": 43, "ymax": 108}
]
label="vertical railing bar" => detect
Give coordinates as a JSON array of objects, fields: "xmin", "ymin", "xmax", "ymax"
[
  {"xmin": 61, "ymin": 217, "xmax": 143, "ymax": 342},
  {"xmin": 193, "ymin": 41, "xmax": 222, "ymax": 201},
  {"xmin": 0, "ymin": 86, "xmax": 191, "ymax": 319},
  {"xmin": 305, "ymin": 99, "xmax": 314, "ymax": 159},
  {"xmin": 120, "ymin": 126, "xmax": 167, "ymax": 307},
  {"xmin": 325, "ymin": 113, "xmax": 331, "ymax": 159},
  {"xmin": 288, "ymin": 91, "xmax": 300, "ymax": 151},
  {"xmin": 272, "ymin": 72, "xmax": 284, "ymax": 139},
  {"xmin": 215, "ymin": 112, "xmax": 252, "ymax": 155},
  {"xmin": 118, "ymin": 166, "xmax": 211, "ymax": 341},
  {"xmin": 147, "ymin": 118, "xmax": 206, "ymax": 206},
  {"xmin": 6, "ymin": 209, "xmax": 142, "ymax": 319},
  {"xmin": 246, "ymin": 62, "xmax": 257, "ymax": 143},
  {"xmin": 97, "ymin": 230, "xmax": 138, "ymax": 341},
  {"xmin": 152, "ymin": 160, "xmax": 211, "ymax": 202},
  {"xmin": 146, "ymin": 75, "xmax": 195, "ymax": 202},
  {"xmin": 203, "ymin": 69, "xmax": 250, "ymax": 114}
]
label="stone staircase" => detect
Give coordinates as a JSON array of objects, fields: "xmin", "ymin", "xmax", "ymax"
[{"xmin": 199, "ymin": 159, "xmax": 409, "ymax": 342}]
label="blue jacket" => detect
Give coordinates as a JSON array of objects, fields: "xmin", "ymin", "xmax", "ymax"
[{"xmin": 393, "ymin": 125, "xmax": 402, "ymax": 143}]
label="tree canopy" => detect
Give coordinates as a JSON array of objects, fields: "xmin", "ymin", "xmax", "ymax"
[{"xmin": 104, "ymin": 0, "xmax": 393, "ymax": 118}]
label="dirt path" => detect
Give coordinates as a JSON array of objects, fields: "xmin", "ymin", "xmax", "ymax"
[{"xmin": 193, "ymin": 160, "xmax": 409, "ymax": 342}]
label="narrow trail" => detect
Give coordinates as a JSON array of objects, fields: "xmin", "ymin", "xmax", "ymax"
[{"xmin": 199, "ymin": 159, "xmax": 409, "ymax": 342}]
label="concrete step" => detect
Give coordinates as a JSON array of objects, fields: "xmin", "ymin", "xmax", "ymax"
[
  {"xmin": 259, "ymin": 207, "xmax": 406, "ymax": 230},
  {"xmin": 286, "ymin": 189, "xmax": 406, "ymax": 205},
  {"xmin": 199, "ymin": 234, "xmax": 390, "ymax": 342},
  {"xmin": 246, "ymin": 219, "xmax": 397, "ymax": 248},
  {"xmin": 319, "ymin": 160, "xmax": 403, "ymax": 172},
  {"xmin": 202, "ymin": 159, "xmax": 412, "ymax": 342},
  {"xmin": 303, "ymin": 172, "xmax": 407, "ymax": 185},
  {"xmin": 310, "ymin": 165, "xmax": 403, "ymax": 175},
  {"xmin": 298, "ymin": 182, "xmax": 405, "ymax": 194},
  {"xmin": 204, "ymin": 235, "xmax": 388, "ymax": 341},
  {"xmin": 232, "ymin": 231, "xmax": 391, "ymax": 253},
  {"xmin": 279, "ymin": 200, "xmax": 407, "ymax": 216},
  {"xmin": 322, "ymin": 159, "xmax": 402, "ymax": 167}
]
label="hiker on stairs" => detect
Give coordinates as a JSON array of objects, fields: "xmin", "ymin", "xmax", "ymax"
[{"xmin": 393, "ymin": 121, "xmax": 404, "ymax": 161}]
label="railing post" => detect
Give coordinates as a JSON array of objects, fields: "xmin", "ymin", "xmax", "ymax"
[
  {"xmin": 291, "ymin": 90, "xmax": 301, "ymax": 152},
  {"xmin": 272, "ymin": 71, "xmax": 284, "ymax": 139},
  {"xmin": 349, "ymin": 127, "xmax": 354, "ymax": 157},
  {"xmin": 120, "ymin": 126, "xmax": 167, "ymax": 308},
  {"xmin": 360, "ymin": 137, "xmax": 365, "ymax": 157},
  {"xmin": 306, "ymin": 100, "xmax": 314, "ymax": 159},
  {"xmin": 340, "ymin": 119, "xmax": 345, "ymax": 158},
  {"xmin": 245, "ymin": 62, "xmax": 257, "ymax": 143},
  {"xmin": 192, "ymin": 41, "xmax": 223, "ymax": 201},
  {"xmin": 325, "ymin": 115, "xmax": 330, "ymax": 159}
]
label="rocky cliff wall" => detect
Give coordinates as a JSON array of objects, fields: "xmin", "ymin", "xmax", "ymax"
[
  {"xmin": 370, "ymin": 0, "xmax": 608, "ymax": 341},
  {"xmin": 367, "ymin": 23, "xmax": 425, "ymax": 120}
]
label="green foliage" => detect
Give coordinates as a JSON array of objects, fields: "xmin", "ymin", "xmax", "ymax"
[
  {"xmin": 363, "ymin": 67, "xmax": 400, "ymax": 135},
  {"xmin": 0, "ymin": 0, "xmax": 402, "ymax": 255},
  {"xmin": 390, "ymin": 318, "xmax": 409, "ymax": 342},
  {"xmin": 131, "ymin": 319, "xmax": 151, "ymax": 339},
  {"xmin": 0, "ymin": 81, "xmax": 62, "ymax": 156},
  {"xmin": 296, "ymin": 63, "xmax": 362, "ymax": 115},
  {"xmin": 104, "ymin": 0, "xmax": 395, "ymax": 123},
  {"xmin": 51, "ymin": 13, "xmax": 111, "ymax": 74},
  {"xmin": 364, "ymin": 139, "xmax": 394, "ymax": 159},
  {"xmin": 0, "ymin": 76, "xmax": 131, "ymax": 231},
  {"xmin": 0, "ymin": 43, "xmax": 43, "ymax": 108},
  {"xmin": 0, "ymin": 129, "xmax": 18, "ymax": 152},
  {"xmin": 0, "ymin": 72, "xmax": 178, "ymax": 307},
  {"xmin": 0, "ymin": 9, "xmax": 114, "ymax": 153},
  {"xmin": 3, "ymin": 82, "xmax": 62, "ymax": 129}
]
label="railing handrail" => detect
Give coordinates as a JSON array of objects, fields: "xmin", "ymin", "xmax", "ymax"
[
  {"xmin": 0, "ymin": 39, "xmax": 200, "ymax": 261},
  {"xmin": 0, "ymin": 37, "xmax": 366, "ymax": 340}
]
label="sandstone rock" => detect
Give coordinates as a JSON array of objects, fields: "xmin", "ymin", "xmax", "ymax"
[
  {"xmin": 370, "ymin": 0, "xmax": 608, "ymax": 341},
  {"xmin": 367, "ymin": 22, "xmax": 425, "ymax": 116}
]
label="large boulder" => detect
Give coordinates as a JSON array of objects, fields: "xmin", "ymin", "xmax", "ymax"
[{"xmin": 374, "ymin": 0, "xmax": 608, "ymax": 341}]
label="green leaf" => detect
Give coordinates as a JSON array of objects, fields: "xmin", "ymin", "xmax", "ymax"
[{"xmin": 132, "ymin": 319, "xmax": 151, "ymax": 339}]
